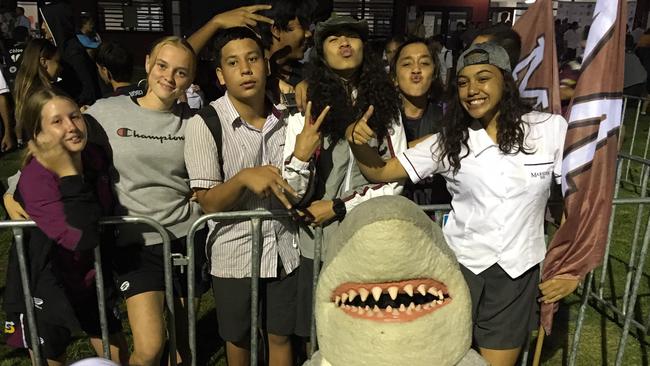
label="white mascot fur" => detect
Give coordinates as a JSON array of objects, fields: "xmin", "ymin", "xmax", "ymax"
[{"xmin": 306, "ymin": 196, "xmax": 487, "ymax": 366}]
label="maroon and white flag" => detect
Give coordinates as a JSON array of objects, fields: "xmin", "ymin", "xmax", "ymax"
[
  {"xmin": 512, "ymin": 0, "xmax": 561, "ymax": 114},
  {"xmin": 540, "ymin": 0, "xmax": 626, "ymax": 334}
]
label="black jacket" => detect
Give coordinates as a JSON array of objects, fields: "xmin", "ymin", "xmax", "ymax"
[
  {"xmin": 3, "ymin": 145, "xmax": 114, "ymax": 331},
  {"xmin": 41, "ymin": 2, "xmax": 101, "ymax": 105}
]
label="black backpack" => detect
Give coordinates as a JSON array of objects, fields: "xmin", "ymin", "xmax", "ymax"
[{"xmin": 196, "ymin": 105, "xmax": 224, "ymax": 178}]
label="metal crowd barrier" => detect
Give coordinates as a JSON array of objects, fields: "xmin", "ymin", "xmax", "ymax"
[
  {"xmin": 184, "ymin": 206, "xmax": 458, "ymax": 366},
  {"xmin": 621, "ymin": 94, "xmax": 650, "ymax": 190},
  {"xmin": 568, "ymin": 153, "xmax": 650, "ymax": 365},
  {"xmin": 185, "ymin": 210, "xmax": 323, "ymax": 366},
  {"xmin": 11, "ymin": 181, "xmax": 646, "ymax": 365},
  {"xmin": 6, "ymin": 216, "xmax": 176, "ymax": 366}
]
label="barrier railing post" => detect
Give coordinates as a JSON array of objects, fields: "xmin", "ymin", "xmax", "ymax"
[
  {"xmin": 598, "ymin": 157, "xmax": 624, "ymax": 298},
  {"xmin": 93, "ymin": 245, "xmax": 111, "ymax": 359},
  {"xmin": 99, "ymin": 216, "xmax": 176, "ymax": 366},
  {"xmin": 250, "ymin": 218, "xmax": 262, "ymax": 366},
  {"xmin": 186, "ymin": 223, "xmax": 198, "ymax": 366},
  {"xmin": 310, "ymin": 227, "xmax": 323, "ymax": 356},
  {"xmin": 615, "ymin": 207, "xmax": 650, "ymax": 365},
  {"xmin": 625, "ymin": 97, "xmax": 636, "ymax": 182},
  {"xmin": 13, "ymin": 227, "xmax": 43, "ymax": 365},
  {"xmin": 621, "ymin": 163, "xmax": 649, "ymax": 317},
  {"xmin": 568, "ymin": 271, "xmax": 593, "ymax": 366},
  {"xmin": 162, "ymin": 225, "xmax": 177, "ymax": 366}
]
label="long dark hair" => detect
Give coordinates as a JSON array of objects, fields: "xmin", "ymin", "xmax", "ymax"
[
  {"xmin": 439, "ymin": 70, "xmax": 533, "ymax": 174},
  {"xmin": 389, "ymin": 37, "xmax": 444, "ymax": 104},
  {"xmin": 14, "ymin": 38, "xmax": 59, "ymax": 126},
  {"xmin": 306, "ymin": 42, "xmax": 400, "ymax": 144}
]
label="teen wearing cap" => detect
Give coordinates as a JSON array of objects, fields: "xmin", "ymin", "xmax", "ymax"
[
  {"xmin": 283, "ymin": 14, "xmax": 407, "ymax": 341},
  {"xmin": 346, "ymin": 42, "xmax": 571, "ymax": 366}
]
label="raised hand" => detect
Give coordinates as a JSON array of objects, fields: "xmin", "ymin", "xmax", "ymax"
[
  {"xmin": 213, "ymin": 5, "xmax": 274, "ymax": 29},
  {"xmin": 239, "ymin": 165, "xmax": 298, "ymax": 209},
  {"xmin": 345, "ymin": 105, "xmax": 375, "ymax": 145},
  {"xmin": 28, "ymin": 136, "xmax": 78, "ymax": 178},
  {"xmin": 293, "ymin": 102, "xmax": 330, "ymax": 161}
]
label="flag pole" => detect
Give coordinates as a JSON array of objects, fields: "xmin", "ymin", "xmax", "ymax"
[{"xmin": 532, "ymin": 324, "xmax": 546, "ymax": 366}]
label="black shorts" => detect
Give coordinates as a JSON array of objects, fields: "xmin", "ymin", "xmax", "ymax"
[
  {"xmin": 212, "ymin": 264, "xmax": 298, "ymax": 343},
  {"xmin": 114, "ymin": 228, "xmax": 209, "ymax": 299},
  {"xmin": 295, "ymin": 256, "xmax": 316, "ymax": 338},
  {"xmin": 6, "ymin": 293, "xmax": 122, "ymax": 359},
  {"xmin": 461, "ymin": 263, "xmax": 540, "ymax": 349}
]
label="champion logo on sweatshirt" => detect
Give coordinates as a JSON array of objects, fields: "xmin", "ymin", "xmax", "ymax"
[{"xmin": 116, "ymin": 128, "xmax": 184, "ymax": 144}]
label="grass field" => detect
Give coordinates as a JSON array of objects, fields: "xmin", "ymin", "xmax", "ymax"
[{"xmin": 1, "ymin": 105, "xmax": 650, "ymax": 365}]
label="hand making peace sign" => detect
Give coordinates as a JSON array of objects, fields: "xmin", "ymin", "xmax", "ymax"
[
  {"xmin": 213, "ymin": 5, "xmax": 274, "ymax": 29},
  {"xmin": 293, "ymin": 101, "xmax": 331, "ymax": 162}
]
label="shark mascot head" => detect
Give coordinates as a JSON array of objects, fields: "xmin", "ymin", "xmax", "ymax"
[{"xmin": 310, "ymin": 196, "xmax": 485, "ymax": 366}]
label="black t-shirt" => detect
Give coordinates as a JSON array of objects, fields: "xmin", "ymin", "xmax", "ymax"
[
  {"xmin": 3, "ymin": 41, "xmax": 25, "ymax": 90},
  {"xmin": 400, "ymin": 103, "xmax": 452, "ymax": 206},
  {"xmin": 403, "ymin": 113, "xmax": 424, "ymax": 142}
]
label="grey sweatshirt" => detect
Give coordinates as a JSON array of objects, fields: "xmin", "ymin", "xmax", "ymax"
[{"xmin": 85, "ymin": 95, "xmax": 201, "ymax": 246}]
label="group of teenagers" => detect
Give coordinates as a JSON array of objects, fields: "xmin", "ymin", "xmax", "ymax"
[{"xmin": 0, "ymin": 1, "xmax": 583, "ymax": 366}]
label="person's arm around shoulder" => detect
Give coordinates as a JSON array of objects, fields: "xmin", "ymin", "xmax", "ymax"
[{"xmin": 4, "ymin": 170, "xmax": 28, "ymax": 220}]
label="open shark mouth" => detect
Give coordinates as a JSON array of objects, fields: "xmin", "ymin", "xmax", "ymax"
[{"xmin": 330, "ymin": 278, "xmax": 451, "ymax": 322}]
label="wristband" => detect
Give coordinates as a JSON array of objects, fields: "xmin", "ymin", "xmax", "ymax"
[{"xmin": 332, "ymin": 198, "xmax": 346, "ymax": 220}]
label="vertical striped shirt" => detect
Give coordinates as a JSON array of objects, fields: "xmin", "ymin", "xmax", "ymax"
[{"xmin": 184, "ymin": 92, "xmax": 299, "ymax": 279}]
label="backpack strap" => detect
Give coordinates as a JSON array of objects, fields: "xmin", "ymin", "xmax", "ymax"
[{"xmin": 196, "ymin": 105, "xmax": 225, "ymax": 179}]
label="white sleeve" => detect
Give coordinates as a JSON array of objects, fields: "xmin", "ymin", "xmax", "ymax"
[
  {"xmin": 184, "ymin": 114, "xmax": 222, "ymax": 189},
  {"xmin": 5, "ymin": 170, "xmax": 20, "ymax": 196},
  {"xmin": 0, "ymin": 70, "xmax": 9, "ymax": 95},
  {"xmin": 553, "ymin": 114, "xmax": 568, "ymax": 185},
  {"xmin": 341, "ymin": 118, "xmax": 408, "ymax": 213},
  {"xmin": 397, "ymin": 133, "xmax": 444, "ymax": 184},
  {"xmin": 283, "ymin": 112, "xmax": 312, "ymax": 200}
]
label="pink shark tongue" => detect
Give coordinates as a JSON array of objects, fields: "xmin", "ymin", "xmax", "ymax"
[{"xmin": 331, "ymin": 278, "xmax": 451, "ymax": 322}]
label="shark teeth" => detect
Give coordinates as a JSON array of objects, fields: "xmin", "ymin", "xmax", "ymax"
[
  {"xmin": 331, "ymin": 280, "xmax": 450, "ymax": 315},
  {"xmin": 388, "ymin": 286, "xmax": 398, "ymax": 300},
  {"xmin": 371, "ymin": 286, "xmax": 382, "ymax": 301},
  {"xmin": 359, "ymin": 288, "xmax": 369, "ymax": 302},
  {"xmin": 404, "ymin": 284, "xmax": 413, "ymax": 297}
]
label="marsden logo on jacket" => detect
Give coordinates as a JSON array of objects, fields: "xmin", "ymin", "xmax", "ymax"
[{"xmin": 116, "ymin": 128, "xmax": 184, "ymax": 144}]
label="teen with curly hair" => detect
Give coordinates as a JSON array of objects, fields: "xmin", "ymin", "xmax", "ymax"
[
  {"xmin": 347, "ymin": 42, "xmax": 569, "ymax": 366},
  {"xmin": 283, "ymin": 14, "xmax": 407, "ymax": 341}
]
